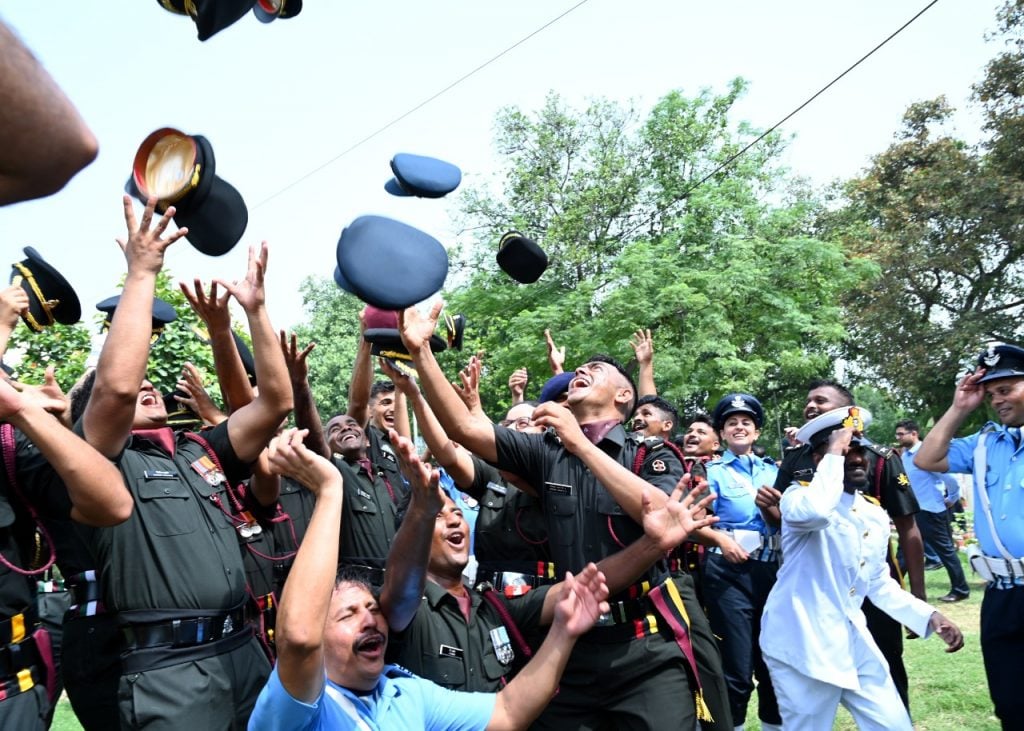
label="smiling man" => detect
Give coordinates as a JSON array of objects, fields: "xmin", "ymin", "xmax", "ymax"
[
  {"xmin": 250, "ymin": 429, "xmax": 611, "ymax": 731},
  {"xmin": 914, "ymin": 343, "xmax": 1024, "ymax": 726},
  {"xmin": 323, "ymin": 414, "xmax": 399, "ymax": 585}
]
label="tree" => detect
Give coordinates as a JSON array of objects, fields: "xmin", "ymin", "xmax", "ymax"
[
  {"xmin": 448, "ymin": 85, "xmax": 870, "ymax": 431},
  {"xmin": 291, "ymin": 275, "xmax": 365, "ymax": 420},
  {"xmin": 826, "ymin": 1, "xmax": 1024, "ymax": 427}
]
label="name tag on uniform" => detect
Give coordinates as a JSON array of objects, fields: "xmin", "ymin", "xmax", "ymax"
[
  {"xmin": 439, "ymin": 644, "xmax": 463, "ymax": 659},
  {"xmin": 486, "ymin": 482, "xmax": 507, "ymax": 495},
  {"xmin": 379, "ymin": 449, "xmax": 397, "ymax": 464},
  {"xmin": 357, "ymin": 488, "xmax": 373, "ymax": 501},
  {"xmin": 143, "ymin": 469, "xmax": 178, "ymax": 480},
  {"xmin": 545, "ymin": 482, "xmax": 573, "ymax": 496}
]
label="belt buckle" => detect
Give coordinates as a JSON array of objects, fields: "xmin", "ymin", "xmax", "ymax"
[{"xmin": 496, "ymin": 572, "xmax": 531, "ymax": 590}]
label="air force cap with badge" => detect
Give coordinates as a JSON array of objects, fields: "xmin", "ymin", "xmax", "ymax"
[
  {"xmin": 711, "ymin": 393, "xmax": 765, "ymax": 430},
  {"xmin": 795, "ymin": 405, "xmax": 873, "ymax": 449},
  {"xmin": 976, "ymin": 343, "xmax": 1024, "ymax": 383}
]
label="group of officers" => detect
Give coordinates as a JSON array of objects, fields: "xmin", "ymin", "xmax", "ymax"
[
  {"xmin": 0, "ymin": 183, "xmax": 1009, "ymax": 730},
  {"xmin": 0, "ymin": 18, "xmax": 1019, "ymax": 730}
]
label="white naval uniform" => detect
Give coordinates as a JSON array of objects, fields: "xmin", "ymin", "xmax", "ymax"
[{"xmin": 759, "ymin": 453, "xmax": 936, "ymax": 730}]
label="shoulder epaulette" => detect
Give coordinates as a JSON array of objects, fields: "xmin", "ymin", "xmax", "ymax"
[{"xmin": 865, "ymin": 443, "xmax": 892, "ymax": 458}]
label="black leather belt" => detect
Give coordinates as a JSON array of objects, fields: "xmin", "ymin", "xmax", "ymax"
[{"xmin": 121, "ymin": 608, "xmax": 247, "ymax": 651}]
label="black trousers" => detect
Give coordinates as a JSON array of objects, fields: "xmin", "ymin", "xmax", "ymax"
[
  {"xmin": 862, "ymin": 598, "xmax": 909, "ymax": 710},
  {"xmin": 980, "ymin": 584, "xmax": 1024, "ymax": 727}
]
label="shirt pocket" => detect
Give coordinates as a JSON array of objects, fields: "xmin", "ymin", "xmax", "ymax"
[
  {"xmin": 136, "ymin": 478, "xmax": 197, "ymax": 537},
  {"xmin": 420, "ymin": 651, "xmax": 466, "ymax": 690},
  {"xmin": 545, "ymin": 489, "xmax": 577, "ymax": 547}
]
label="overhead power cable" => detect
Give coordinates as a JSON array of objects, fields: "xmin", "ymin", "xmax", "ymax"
[
  {"xmin": 254, "ymin": 0, "xmax": 592, "ymax": 209},
  {"xmin": 681, "ymin": 0, "xmax": 941, "ymax": 198}
]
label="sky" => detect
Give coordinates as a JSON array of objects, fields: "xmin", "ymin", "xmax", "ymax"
[{"xmin": 0, "ymin": 0, "xmax": 1007, "ymax": 335}]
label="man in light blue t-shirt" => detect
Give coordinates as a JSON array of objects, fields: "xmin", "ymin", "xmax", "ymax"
[{"xmin": 248, "ymin": 427, "xmax": 611, "ymax": 731}]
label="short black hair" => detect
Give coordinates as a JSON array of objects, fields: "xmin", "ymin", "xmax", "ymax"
[
  {"xmin": 369, "ymin": 380, "xmax": 395, "ymax": 403},
  {"xmin": 335, "ymin": 564, "xmax": 375, "ymax": 595},
  {"xmin": 585, "ymin": 354, "xmax": 637, "ymax": 419},
  {"xmin": 895, "ymin": 418, "xmax": 919, "ymax": 434},
  {"xmin": 807, "ymin": 378, "xmax": 854, "ymax": 406},
  {"xmin": 685, "ymin": 413, "xmax": 714, "ymax": 430},
  {"xmin": 634, "ymin": 395, "xmax": 679, "ymax": 429}
]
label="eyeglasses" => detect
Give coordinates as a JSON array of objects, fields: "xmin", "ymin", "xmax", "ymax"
[
  {"xmin": 499, "ymin": 417, "xmax": 533, "ymax": 431},
  {"xmin": 894, "ymin": 431, "xmax": 911, "ymax": 438}
]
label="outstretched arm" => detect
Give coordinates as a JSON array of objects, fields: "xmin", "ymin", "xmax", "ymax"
[
  {"xmin": 487, "ymin": 565, "xmax": 609, "ymax": 731},
  {"xmin": 267, "ymin": 429, "xmax": 343, "ymax": 704},
  {"xmin": 629, "ymin": 329, "xmax": 656, "ymax": 398},
  {"xmin": 402, "ymin": 302, "xmax": 498, "ymax": 462},
  {"xmin": 0, "ymin": 21, "xmax": 97, "ymax": 205},
  {"xmin": 3, "ymin": 375, "xmax": 131, "ymax": 526},
  {"xmin": 84, "ymin": 197, "xmax": 187, "ymax": 458},
  {"xmin": 281, "ymin": 332, "xmax": 328, "ymax": 458},
  {"xmin": 218, "ymin": 244, "xmax": 294, "ymax": 463},
  {"xmin": 378, "ymin": 431, "xmax": 444, "ymax": 632}
]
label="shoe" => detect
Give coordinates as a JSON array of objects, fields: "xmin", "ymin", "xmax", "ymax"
[
  {"xmin": 906, "ymin": 630, "xmax": 920, "ymax": 640},
  {"xmin": 925, "ymin": 562, "xmax": 943, "ymax": 571},
  {"xmin": 938, "ymin": 592, "xmax": 969, "ymax": 603}
]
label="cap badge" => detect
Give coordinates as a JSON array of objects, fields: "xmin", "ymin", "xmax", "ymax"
[
  {"xmin": 730, "ymin": 395, "xmax": 746, "ymax": 409},
  {"xmin": 983, "ymin": 344, "xmax": 1001, "ymax": 367},
  {"xmin": 841, "ymin": 406, "xmax": 866, "ymax": 433}
]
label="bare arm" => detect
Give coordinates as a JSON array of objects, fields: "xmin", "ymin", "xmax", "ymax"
[
  {"xmin": 83, "ymin": 197, "xmax": 187, "ymax": 458},
  {"xmin": 378, "ymin": 432, "xmax": 444, "ymax": 633},
  {"xmin": 629, "ymin": 329, "xmax": 656, "ymax": 398},
  {"xmin": 380, "ymin": 359, "xmax": 475, "ymax": 487},
  {"xmin": 401, "ymin": 302, "xmax": 497, "ymax": 462},
  {"xmin": 346, "ymin": 310, "xmax": 372, "ymax": 427},
  {"xmin": 544, "ymin": 329, "xmax": 566, "ymax": 375},
  {"xmin": 0, "ymin": 21, "xmax": 97, "ymax": 205},
  {"xmin": 508, "ymin": 368, "xmax": 528, "ymax": 405},
  {"xmin": 267, "ymin": 429, "xmax": 343, "ymax": 704},
  {"xmin": 217, "ymin": 244, "xmax": 294, "ymax": 463},
  {"xmin": 4, "ymin": 376, "xmax": 131, "ymax": 526},
  {"xmin": 281, "ymin": 332, "xmax": 328, "ymax": 459},
  {"xmin": 248, "ymin": 449, "xmax": 281, "ymax": 508},
  {"xmin": 180, "ymin": 279, "xmax": 253, "ymax": 413},
  {"xmin": 894, "ymin": 514, "xmax": 926, "ymax": 601},
  {"xmin": 487, "ymin": 565, "xmax": 608, "ymax": 731},
  {"xmin": 915, "ymin": 370, "xmax": 986, "ymax": 472}
]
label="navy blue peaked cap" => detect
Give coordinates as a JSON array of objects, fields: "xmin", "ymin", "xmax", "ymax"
[
  {"xmin": 385, "ymin": 153, "xmax": 462, "ymax": 199},
  {"xmin": 336, "ymin": 216, "xmax": 448, "ymax": 310},
  {"xmin": 711, "ymin": 393, "xmax": 765, "ymax": 430},
  {"xmin": 97, "ymin": 295, "xmax": 177, "ymax": 336},
  {"xmin": 156, "ymin": 0, "xmax": 255, "ymax": 41},
  {"xmin": 977, "ymin": 343, "xmax": 1024, "ymax": 383}
]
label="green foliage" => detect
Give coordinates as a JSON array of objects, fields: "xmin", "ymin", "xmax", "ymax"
[
  {"xmin": 291, "ymin": 275, "xmax": 365, "ymax": 420},
  {"xmin": 449, "ymin": 86, "xmax": 868, "ymax": 424},
  {"xmin": 10, "ymin": 270, "xmax": 219, "ymax": 396},
  {"xmin": 826, "ymin": 1, "xmax": 1024, "ymax": 428}
]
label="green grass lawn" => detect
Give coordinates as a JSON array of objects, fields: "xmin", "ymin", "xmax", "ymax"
[
  {"xmin": 745, "ymin": 553, "xmax": 999, "ymax": 730},
  {"xmin": 48, "ymin": 556, "xmax": 999, "ymax": 730}
]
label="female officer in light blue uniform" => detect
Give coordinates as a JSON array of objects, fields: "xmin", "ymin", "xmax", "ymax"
[{"xmin": 703, "ymin": 393, "xmax": 782, "ymax": 731}]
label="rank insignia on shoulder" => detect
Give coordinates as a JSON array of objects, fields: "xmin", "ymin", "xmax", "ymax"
[
  {"xmin": 642, "ymin": 436, "xmax": 665, "ymax": 450},
  {"xmin": 897, "ymin": 473, "xmax": 910, "ymax": 487},
  {"xmin": 651, "ymin": 459, "xmax": 667, "ymax": 474}
]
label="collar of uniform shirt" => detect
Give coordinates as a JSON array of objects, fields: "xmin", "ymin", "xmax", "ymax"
[
  {"xmin": 580, "ymin": 419, "xmax": 620, "ymax": 445},
  {"xmin": 131, "ymin": 427, "xmax": 176, "ymax": 456}
]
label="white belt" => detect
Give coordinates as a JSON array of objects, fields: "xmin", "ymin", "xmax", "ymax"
[
  {"xmin": 715, "ymin": 528, "xmax": 780, "ymax": 552},
  {"xmin": 967, "ymin": 544, "xmax": 1024, "ymax": 580}
]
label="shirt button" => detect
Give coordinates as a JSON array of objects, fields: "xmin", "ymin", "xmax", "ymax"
[
  {"xmin": 163, "ymin": 488, "xmax": 171, "ymax": 494},
  {"xmin": 1002, "ymin": 515, "xmax": 1007, "ymax": 520},
  {"xmin": 863, "ymin": 531, "xmax": 869, "ymax": 538},
  {"xmin": 860, "ymin": 560, "xmax": 866, "ymax": 567},
  {"xmin": 849, "ymin": 587, "xmax": 856, "ymax": 596}
]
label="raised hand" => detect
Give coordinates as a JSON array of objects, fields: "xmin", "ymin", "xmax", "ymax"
[
  {"xmin": 0, "ymin": 285, "xmax": 28, "ymax": 329},
  {"xmin": 399, "ymin": 301, "xmax": 443, "ymax": 356},
  {"xmin": 181, "ymin": 279, "xmax": 231, "ymax": 333},
  {"xmin": 641, "ymin": 481, "xmax": 718, "ymax": 551},
  {"xmin": 267, "ymin": 428, "xmax": 338, "ymax": 497},
  {"xmin": 215, "ymin": 242, "xmax": 268, "ymax": 314},
  {"xmin": 389, "ymin": 428, "xmax": 443, "ymax": 515},
  {"xmin": 379, "ymin": 357, "xmax": 418, "ymax": 397},
  {"xmin": 176, "ymin": 363, "xmax": 225, "ymax": 425},
  {"xmin": 279, "ymin": 331, "xmax": 315, "ymax": 384},
  {"xmin": 951, "ymin": 369, "xmax": 987, "ymax": 414},
  {"xmin": 552, "ymin": 564, "xmax": 610, "ymax": 638},
  {"xmin": 453, "ymin": 355, "xmax": 483, "ymax": 416},
  {"xmin": 629, "ymin": 329, "xmax": 653, "ymax": 366},
  {"xmin": 532, "ymin": 401, "xmax": 588, "ymax": 454},
  {"xmin": 544, "ymin": 329, "xmax": 566, "ymax": 375},
  {"xmin": 508, "ymin": 367, "xmax": 528, "ymax": 403},
  {"xmin": 117, "ymin": 195, "xmax": 187, "ymax": 276}
]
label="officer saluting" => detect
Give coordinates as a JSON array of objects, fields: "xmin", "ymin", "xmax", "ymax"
[{"xmin": 915, "ymin": 343, "xmax": 1024, "ymax": 726}]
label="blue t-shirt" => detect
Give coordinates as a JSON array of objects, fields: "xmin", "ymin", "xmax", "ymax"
[
  {"xmin": 707, "ymin": 449, "xmax": 780, "ymax": 534},
  {"xmin": 248, "ymin": 665, "xmax": 496, "ymax": 731}
]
